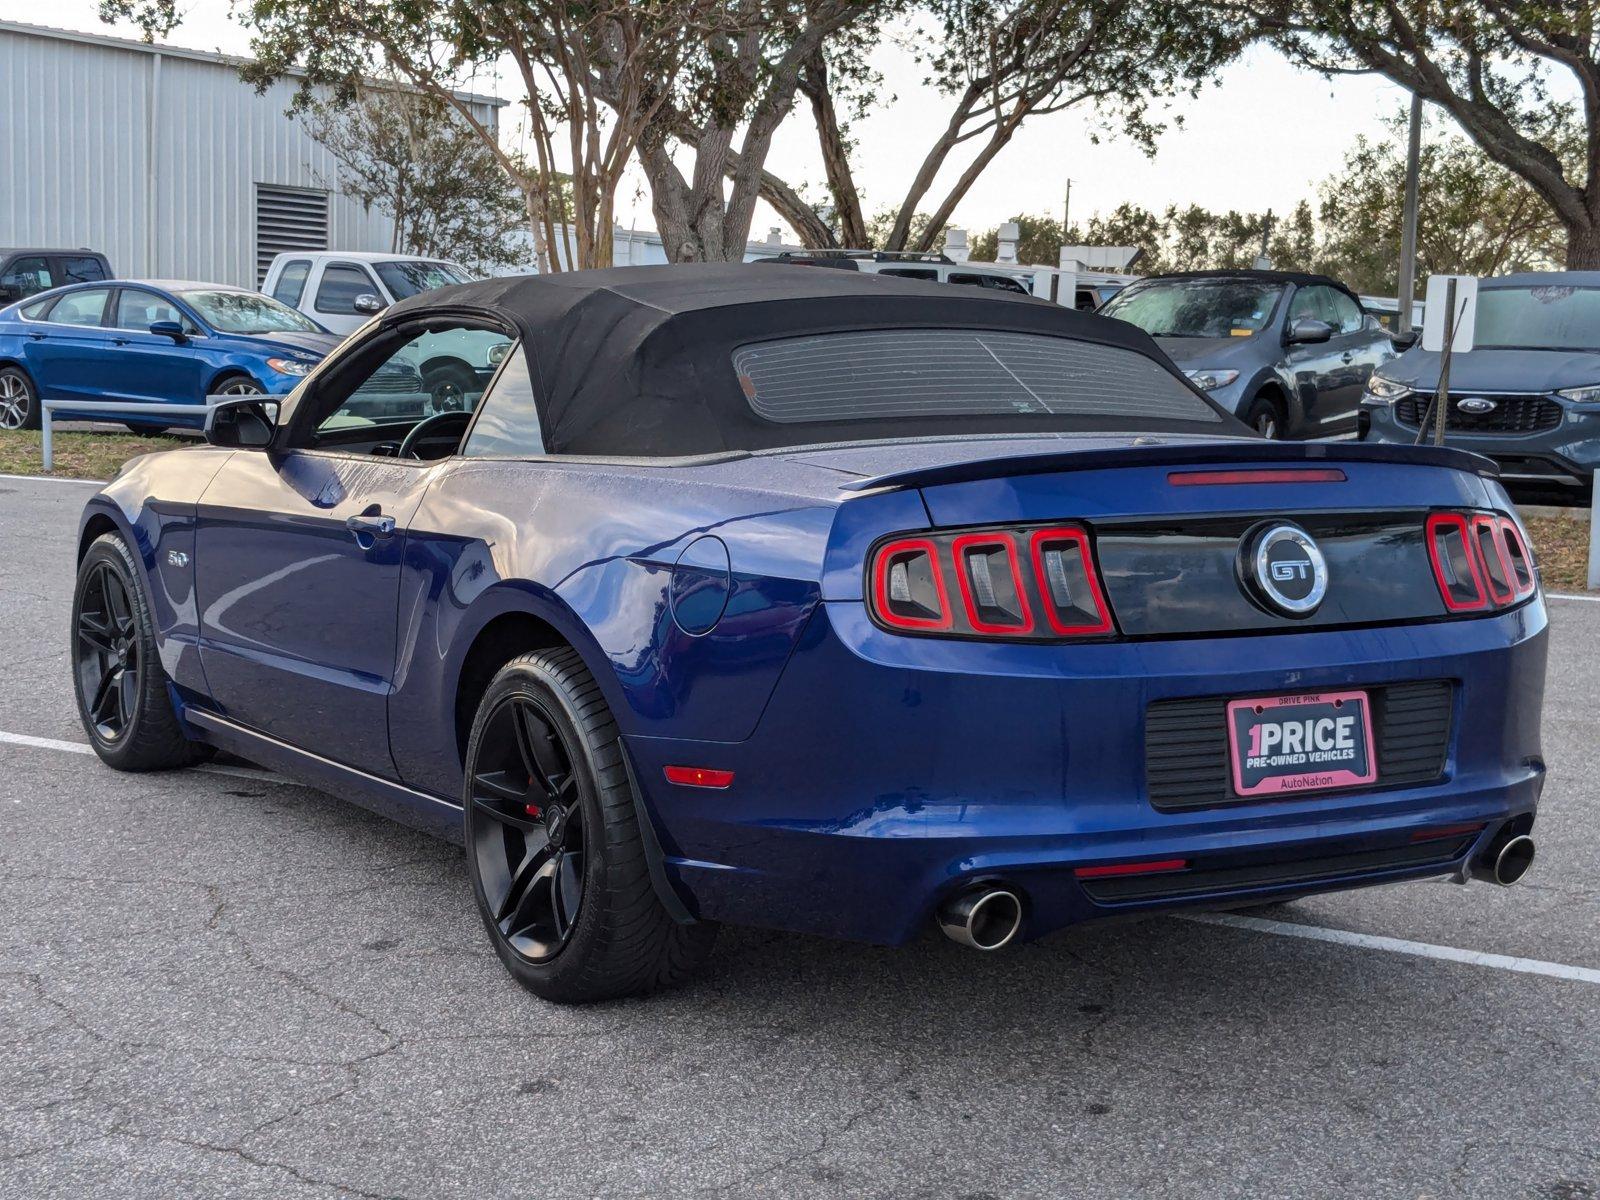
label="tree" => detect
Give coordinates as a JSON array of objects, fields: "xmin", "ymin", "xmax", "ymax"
[
  {"xmin": 1265, "ymin": 1, "xmax": 1600, "ymax": 266},
  {"xmin": 1315, "ymin": 115, "xmax": 1567, "ymax": 294},
  {"xmin": 304, "ymin": 85, "xmax": 528, "ymax": 271},
  {"xmin": 792, "ymin": 1, "xmax": 1252, "ymax": 252}
]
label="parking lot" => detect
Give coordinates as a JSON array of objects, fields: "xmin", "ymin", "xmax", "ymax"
[{"xmin": 0, "ymin": 473, "xmax": 1596, "ymax": 1199}]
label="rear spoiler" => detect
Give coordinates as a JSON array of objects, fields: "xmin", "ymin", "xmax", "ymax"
[{"xmin": 837, "ymin": 440, "xmax": 1498, "ymax": 494}]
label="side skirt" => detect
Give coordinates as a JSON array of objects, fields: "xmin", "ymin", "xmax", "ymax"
[{"xmin": 183, "ymin": 709, "xmax": 465, "ymax": 844}]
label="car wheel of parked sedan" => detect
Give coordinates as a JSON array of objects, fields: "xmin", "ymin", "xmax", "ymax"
[
  {"xmin": 463, "ymin": 647, "xmax": 718, "ymax": 1004},
  {"xmin": 72, "ymin": 533, "xmax": 210, "ymax": 771},
  {"xmin": 212, "ymin": 374, "xmax": 264, "ymax": 398},
  {"xmin": 0, "ymin": 366, "xmax": 39, "ymax": 430},
  {"xmin": 1244, "ymin": 395, "xmax": 1284, "ymax": 439},
  {"xmin": 422, "ymin": 363, "xmax": 476, "ymax": 416},
  {"xmin": 125, "ymin": 423, "xmax": 171, "ymax": 438}
]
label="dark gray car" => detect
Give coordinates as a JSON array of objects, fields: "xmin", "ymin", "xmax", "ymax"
[
  {"xmin": 1360, "ymin": 271, "xmax": 1600, "ymax": 492},
  {"xmin": 1098, "ymin": 270, "xmax": 1396, "ymax": 438}
]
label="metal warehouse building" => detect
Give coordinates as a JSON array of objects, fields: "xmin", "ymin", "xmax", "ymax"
[{"xmin": 0, "ymin": 21, "xmax": 504, "ymax": 288}]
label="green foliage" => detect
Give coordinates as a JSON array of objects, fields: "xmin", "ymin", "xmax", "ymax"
[{"xmin": 305, "ymin": 88, "xmax": 529, "ymax": 272}]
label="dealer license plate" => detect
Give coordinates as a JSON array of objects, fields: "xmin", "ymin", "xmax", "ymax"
[{"xmin": 1225, "ymin": 690, "xmax": 1377, "ymax": 798}]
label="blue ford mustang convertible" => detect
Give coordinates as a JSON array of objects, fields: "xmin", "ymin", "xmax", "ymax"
[{"xmin": 71, "ymin": 265, "xmax": 1547, "ymax": 1002}]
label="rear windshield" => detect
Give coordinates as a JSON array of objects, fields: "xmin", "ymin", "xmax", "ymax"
[
  {"xmin": 1475, "ymin": 285, "xmax": 1600, "ymax": 351},
  {"xmin": 733, "ymin": 329, "xmax": 1220, "ymax": 425}
]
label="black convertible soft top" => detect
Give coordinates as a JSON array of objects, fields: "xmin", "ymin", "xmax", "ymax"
[{"xmin": 387, "ymin": 263, "xmax": 1243, "ymax": 457}]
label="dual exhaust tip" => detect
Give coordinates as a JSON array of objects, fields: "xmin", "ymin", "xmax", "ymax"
[{"xmin": 938, "ymin": 887, "xmax": 1023, "ymax": 951}]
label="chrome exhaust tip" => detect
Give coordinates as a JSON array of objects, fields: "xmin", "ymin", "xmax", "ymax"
[
  {"xmin": 1491, "ymin": 834, "xmax": 1535, "ymax": 886},
  {"xmin": 938, "ymin": 887, "xmax": 1023, "ymax": 951}
]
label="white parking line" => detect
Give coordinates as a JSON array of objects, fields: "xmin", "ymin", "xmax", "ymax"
[
  {"xmin": 0, "ymin": 728, "xmax": 292, "ymax": 787},
  {"xmin": 1184, "ymin": 912, "xmax": 1600, "ymax": 986},
  {"xmin": 0, "ymin": 471, "xmax": 103, "ymax": 486},
  {"xmin": 1547, "ymin": 591, "xmax": 1600, "ymax": 603}
]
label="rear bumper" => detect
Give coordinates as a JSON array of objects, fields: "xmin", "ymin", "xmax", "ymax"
[{"xmin": 629, "ymin": 598, "xmax": 1548, "ymax": 945}]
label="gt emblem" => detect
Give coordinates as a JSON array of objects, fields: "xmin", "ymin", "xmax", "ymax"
[
  {"xmin": 167, "ymin": 549, "xmax": 190, "ymax": 568},
  {"xmin": 1242, "ymin": 523, "xmax": 1328, "ymax": 617},
  {"xmin": 1456, "ymin": 397, "xmax": 1497, "ymax": 414}
]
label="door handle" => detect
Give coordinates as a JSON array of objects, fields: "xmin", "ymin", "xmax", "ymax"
[
  {"xmin": 345, "ymin": 513, "xmax": 396, "ymax": 540},
  {"xmin": 112, "ymin": 337, "xmax": 130, "ymax": 346},
  {"xmin": 27, "ymin": 332, "xmax": 44, "ymax": 341}
]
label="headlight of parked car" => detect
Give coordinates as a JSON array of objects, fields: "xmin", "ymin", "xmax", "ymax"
[
  {"xmin": 1184, "ymin": 369, "xmax": 1239, "ymax": 392},
  {"xmin": 265, "ymin": 357, "xmax": 317, "ymax": 377},
  {"xmin": 1557, "ymin": 384, "xmax": 1600, "ymax": 407},
  {"xmin": 1363, "ymin": 374, "xmax": 1410, "ymax": 402}
]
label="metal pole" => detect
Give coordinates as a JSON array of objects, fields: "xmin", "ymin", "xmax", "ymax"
[
  {"xmin": 1397, "ymin": 94, "xmax": 1423, "ymax": 335},
  {"xmin": 1062, "ymin": 179, "xmax": 1072, "ymax": 238},
  {"xmin": 1589, "ymin": 479, "xmax": 1600, "ymax": 590},
  {"xmin": 41, "ymin": 401, "xmax": 53, "ymax": 473}
]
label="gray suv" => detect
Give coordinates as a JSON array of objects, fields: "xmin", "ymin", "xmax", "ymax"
[
  {"xmin": 1098, "ymin": 270, "xmax": 1396, "ymax": 438},
  {"xmin": 1360, "ymin": 271, "xmax": 1600, "ymax": 492}
]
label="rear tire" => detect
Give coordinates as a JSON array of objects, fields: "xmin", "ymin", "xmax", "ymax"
[
  {"xmin": 0, "ymin": 365, "xmax": 39, "ymax": 430},
  {"xmin": 71, "ymin": 533, "xmax": 209, "ymax": 771},
  {"xmin": 125, "ymin": 423, "xmax": 170, "ymax": 438},
  {"xmin": 463, "ymin": 648, "xmax": 717, "ymax": 1003},
  {"xmin": 1244, "ymin": 394, "xmax": 1285, "ymax": 439}
]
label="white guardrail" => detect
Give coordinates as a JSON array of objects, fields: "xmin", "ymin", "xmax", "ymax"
[{"xmin": 40, "ymin": 395, "xmax": 241, "ymax": 472}]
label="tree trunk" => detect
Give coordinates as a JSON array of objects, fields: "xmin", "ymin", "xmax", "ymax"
[
  {"xmin": 800, "ymin": 54, "xmax": 866, "ymax": 248},
  {"xmin": 1566, "ymin": 211, "xmax": 1600, "ymax": 269}
]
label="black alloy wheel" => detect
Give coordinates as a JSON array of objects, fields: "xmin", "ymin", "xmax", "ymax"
[
  {"xmin": 462, "ymin": 648, "xmax": 718, "ymax": 1003},
  {"xmin": 469, "ymin": 693, "xmax": 588, "ymax": 962},
  {"xmin": 75, "ymin": 560, "xmax": 140, "ymax": 743}
]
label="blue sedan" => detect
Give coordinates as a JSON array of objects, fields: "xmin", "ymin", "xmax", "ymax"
[
  {"xmin": 69, "ymin": 265, "xmax": 1547, "ymax": 1003},
  {"xmin": 0, "ymin": 279, "xmax": 338, "ymax": 431}
]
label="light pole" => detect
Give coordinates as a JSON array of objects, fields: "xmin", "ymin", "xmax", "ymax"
[{"xmin": 1396, "ymin": 94, "xmax": 1423, "ymax": 335}]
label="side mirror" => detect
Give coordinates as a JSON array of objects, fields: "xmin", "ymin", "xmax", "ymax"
[
  {"xmin": 1286, "ymin": 317, "xmax": 1335, "ymax": 346},
  {"xmin": 487, "ymin": 342, "xmax": 511, "ymax": 366},
  {"xmin": 353, "ymin": 293, "xmax": 386, "ymax": 315},
  {"xmin": 149, "ymin": 319, "xmax": 187, "ymax": 342},
  {"xmin": 205, "ymin": 396, "xmax": 278, "ymax": 449},
  {"xmin": 1390, "ymin": 328, "xmax": 1420, "ymax": 352}
]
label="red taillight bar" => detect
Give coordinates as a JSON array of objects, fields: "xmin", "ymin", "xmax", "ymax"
[
  {"xmin": 1425, "ymin": 512, "xmax": 1489, "ymax": 612},
  {"xmin": 664, "ymin": 766, "xmax": 735, "ymax": 789},
  {"xmin": 870, "ymin": 536, "xmax": 953, "ymax": 631},
  {"xmin": 1074, "ymin": 858, "xmax": 1188, "ymax": 879},
  {"xmin": 1425, "ymin": 510, "xmax": 1537, "ymax": 615},
  {"xmin": 1028, "ymin": 527, "xmax": 1113, "ymax": 636},
  {"xmin": 1409, "ymin": 822, "xmax": 1486, "ymax": 842},
  {"xmin": 1167, "ymin": 468, "xmax": 1347, "ymax": 486},
  {"xmin": 951, "ymin": 533, "xmax": 1033, "ymax": 634}
]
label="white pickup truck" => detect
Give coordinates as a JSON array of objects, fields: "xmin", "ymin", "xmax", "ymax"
[{"xmin": 261, "ymin": 252, "xmax": 503, "ymax": 414}]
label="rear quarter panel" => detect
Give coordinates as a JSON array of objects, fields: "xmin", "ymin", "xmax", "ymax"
[{"xmin": 387, "ymin": 458, "xmax": 843, "ymax": 799}]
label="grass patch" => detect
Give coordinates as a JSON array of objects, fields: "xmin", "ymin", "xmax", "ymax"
[
  {"xmin": 1522, "ymin": 513, "xmax": 1592, "ymax": 593},
  {"xmin": 0, "ymin": 429, "xmax": 193, "ymax": 481}
]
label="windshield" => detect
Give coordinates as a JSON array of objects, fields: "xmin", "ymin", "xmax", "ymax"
[
  {"xmin": 1100, "ymin": 279, "xmax": 1284, "ymax": 339},
  {"xmin": 1474, "ymin": 285, "xmax": 1600, "ymax": 351},
  {"xmin": 373, "ymin": 260, "xmax": 474, "ymax": 299},
  {"xmin": 182, "ymin": 290, "xmax": 321, "ymax": 334}
]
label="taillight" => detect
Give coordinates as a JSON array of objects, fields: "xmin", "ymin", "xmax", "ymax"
[
  {"xmin": 1425, "ymin": 510, "xmax": 1537, "ymax": 614},
  {"xmin": 867, "ymin": 524, "xmax": 1114, "ymax": 641}
]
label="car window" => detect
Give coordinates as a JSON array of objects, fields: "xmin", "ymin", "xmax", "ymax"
[
  {"xmin": 115, "ymin": 289, "xmax": 191, "ymax": 332},
  {"xmin": 60, "ymin": 256, "xmax": 107, "ymax": 284},
  {"xmin": 948, "ymin": 272, "xmax": 1030, "ymax": 294},
  {"xmin": 315, "ymin": 264, "xmax": 379, "ymax": 314},
  {"xmin": 372, "ymin": 260, "xmax": 473, "ymax": 299},
  {"xmin": 270, "ymin": 259, "xmax": 312, "ymax": 307},
  {"xmin": 18, "ymin": 297, "xmax": 53, "ymax": 319},
  {"xmin": 308, "ymin": 323, "xmax": 509, "ymax": 445},
  {"xmin": 1326, "ymin": 289, "xmax": 1363, "ymax": 333},
  {"xmin": 879, "ymin": 268, "xmax": 938, "ymax": 280},
  {"xmin": 1289, "ymin": 285, "xmax": 1336, "ymax": 326},
  {"xmin": 461, "ymin": 345, "xmax": 540, "ymax": 457},
  {"xmin": 181, "ymin": 290, "xmax": 320, "ymax": 334},
  {"xmin": 734, "ymin": 329, "xmax": 1222, "ymax": 425},
  {"xmin": 44, "ymin": 288, "xmax": 111, "ymax": 327},
  {"xmin": 2, "ymin": 256, "xmax": 56, "ymax": 298},
  {"xmin": 1101, "ymin": 280, "xmax": 1284, "ymax": 338}
]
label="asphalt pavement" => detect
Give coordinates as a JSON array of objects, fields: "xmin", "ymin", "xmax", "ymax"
[{"xmin": 1, "ymin": 472, "xmax": 1597, "ymax": 1199}]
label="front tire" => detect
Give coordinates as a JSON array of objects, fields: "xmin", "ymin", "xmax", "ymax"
[
  {"xmin": 211, "ymin": 374, "xmax": 264, "ymax": 398},
  {"xmin": 463, "ymin": 648, "xmax": 717, "ymax": 1003},
  {"xmin": 1244, "ymin": 394, "xmax": 1284, "ymax": 439},
  {"xmin": 72, "ymin": 533, "xmax": 208, "ymax": 771}
]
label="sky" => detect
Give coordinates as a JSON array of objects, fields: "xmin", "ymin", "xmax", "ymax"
[{"xmin": 17, "ymin": 0, "xmax": 1419, "ymax": 242}]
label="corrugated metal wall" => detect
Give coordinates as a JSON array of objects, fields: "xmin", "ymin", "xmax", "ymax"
[{"xmin": 0, "ymin": 24, "xmax": 500, "ymax": 288}]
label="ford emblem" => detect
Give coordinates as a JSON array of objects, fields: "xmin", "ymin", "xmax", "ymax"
[{"xmin": 1456, "ymin": 397, "xmax": 1498, "ymax": 414}]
